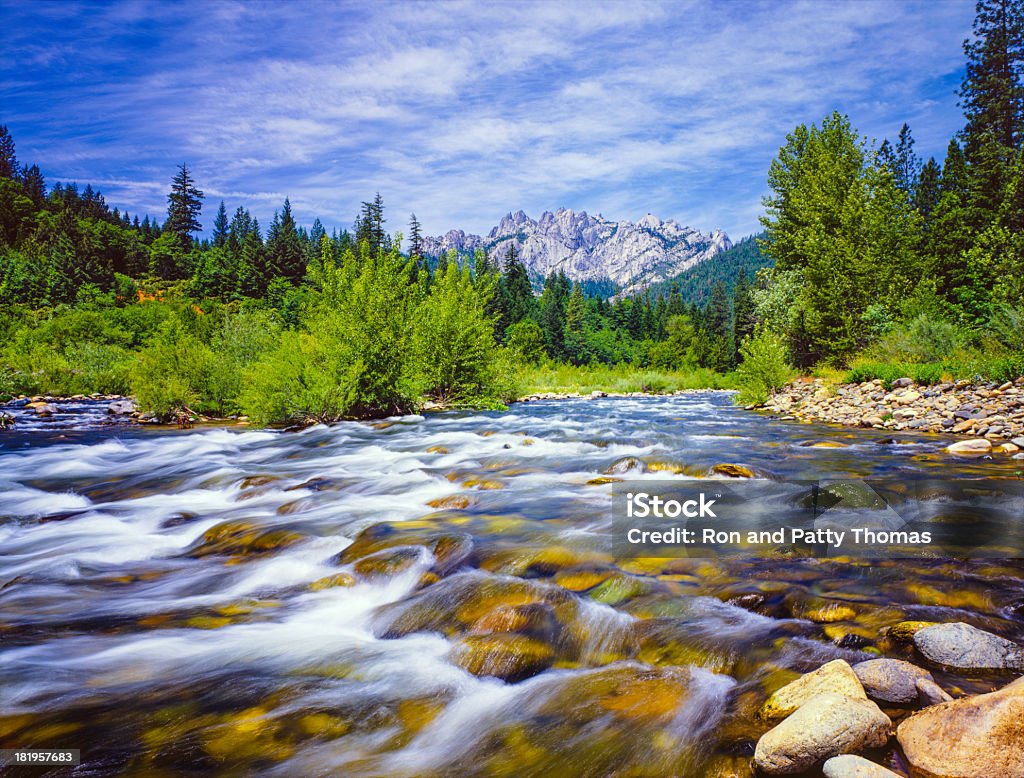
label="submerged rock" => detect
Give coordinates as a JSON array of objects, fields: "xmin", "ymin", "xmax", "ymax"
[
  {"xmin": 897, "ymin": 675, "xmax": 1024, "ymax": 778},
  {"xmin": 852, "ymin": 658, "xmax": 942, "ymax": 706},
  {"xmin": 450, "ymin": 633, "xmax": 555, "ymax": 682},
  {"xmin": 753, "ymin": 693, "xmax": 891, "ymax": 775},
  {"xmin": 760, "ymin": 659, "xmax": 867, "ymax": 722},
  {"xmin": 188, "ymin": 520, "xmax": 304, "ymax": 558},
  {"xmin": 913, "ymin": 622, "xmax": 1024, "ymax": 672}
]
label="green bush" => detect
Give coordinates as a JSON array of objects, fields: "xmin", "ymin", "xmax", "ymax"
[
  {"xmin": 130, "ymin": 316, "xmax": 216, "ymax": 418},
  {"xmin": 735, "ymin": 329, "xmax": 794, "ymax": 405},
  {"xmin": 412, "ymin": 262, "xmax": 504, "ymax": 405}
]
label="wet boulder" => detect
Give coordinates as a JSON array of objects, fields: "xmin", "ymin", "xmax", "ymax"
[
  {"xmin": 822, "ymin": 755, "xmax": 901, "ymax": 777},
  {"xmin": 108, "ymin": 399, "xmax": 136, "ymax": 415},
  {"xmin": 603, "ymin": 456, "xmax": 644, "ymax": 475},
  {"xmin": 912, "ymin": 622, "xmax": 1024, "ymax": 673},
  {"xmin": 187, "ymin": 520, "xmax": 304, "ymax": 557},
  {"xmin": 945, "ymin": 438, "xmax": 992, "ymax": 455},
  {"xmin": 897, "ymin": 675, "xmax": 1024, "ymax": 778},
  {"xmin": 753, "ymin": 693, "xmax": 891, "ymax": 775},
  {"xmin": 352, "ymin": 546, "xmax": 425, "ymax": 579},
  {"xmin": 710, "ymin": 463, "xmax": 756, "ymax": 478},
  {"xmin": 853, "ymin": 658, "xmax": 945, "ymax": 706},
  {"xmin": 450, "ymin": 633, "xmax": 555, "ymax": 682},
  {"xmin": 760, "ymin": 659, "xmax": 867, "ymax": 722}
]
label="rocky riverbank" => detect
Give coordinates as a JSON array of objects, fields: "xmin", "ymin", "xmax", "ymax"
[
  {"xmin": 751, "ymin": 623, "xmax": 1024, "ymax": 777},
  {"xmin": 762, "ymin": 376, "xmax": 1024, "ymax": 452},
  {"xmin": 516, "ymin": 387, "xmax": 723, "ymax": 403}
]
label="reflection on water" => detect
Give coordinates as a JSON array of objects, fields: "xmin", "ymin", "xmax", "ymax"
[{"xmin": 1, "ymin": 394, "xmax": 1022, "ymax": 776}]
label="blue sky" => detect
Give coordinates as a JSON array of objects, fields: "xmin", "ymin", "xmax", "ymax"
[{"xmin": 1, "ymin": 0, "xmax": 975, "ymax": 242}]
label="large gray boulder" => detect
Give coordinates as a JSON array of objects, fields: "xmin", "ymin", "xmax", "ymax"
[
  {"xmin": 913, "ymin": 622, "xmax": 1024, "ymax": 672},
  {"xmin": 753, "ymin": 693, "xmax": 892, "ymax": 775},
  {"xmin": 852, "ymin": 658, "xmax": 944, "ymax": 705}
]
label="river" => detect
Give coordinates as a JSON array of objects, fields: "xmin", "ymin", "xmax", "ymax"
[{"xmin": 1, "ymin": 393, "xmax": 1022, "ymax": 776}]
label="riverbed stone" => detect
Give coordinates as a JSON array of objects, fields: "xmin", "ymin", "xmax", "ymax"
[
  {"xmin": 450, "ymin": 633, "xmax": 555, "ymax": 682},
  {"xmin": 897, "ymin": 675, "xmax": 1024, "ymax": 778},
  {"xmin": 822, "ymin": 755, "xmax": 901, "ymax": 778},
  {"xmin": 753, "ymin": 693, "xmax": 891, "ymax": 775},
  {"xmin": 945, "ymin": 438, "xmax": 992, "ymax": 455},
  {"xmin": 913, "ymin": 622, "xmax": 1024, "ymax": 672},
  {"xmin": 760, "ymin": 659, "xmax": 866, "ymax": 722},
  {"xmin": 888, "ymin": 620, "xmax": 938, "ymax": 642},
  {"xmin": 852, "ymin": 658, "xmax": 938, "ymax": 705},
  {"xmin": 711, "ymin": 463, "xmax": 756, "ymax": 478}
]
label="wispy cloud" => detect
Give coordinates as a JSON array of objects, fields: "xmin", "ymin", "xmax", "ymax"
[{"xmin": 1, "ymin": 0, "xmax": 974, "ymax": 240}]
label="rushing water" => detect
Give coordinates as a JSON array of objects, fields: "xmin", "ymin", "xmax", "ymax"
[{"xmin": 1, "ymin": 393, "xmax": 1022, "ymax": 776}]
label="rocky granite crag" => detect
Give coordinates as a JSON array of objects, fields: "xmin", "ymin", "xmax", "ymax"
[
  {"xmin": 421, "ymin": 208, "xmax": 730, "ymax": 294},
  {"xmin": 762, "ymin": 376, "xmax": 1024, "ymax": 444}
]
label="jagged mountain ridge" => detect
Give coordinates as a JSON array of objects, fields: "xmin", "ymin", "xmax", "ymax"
[{"xmin": 421, "ymin": 208, "xmax": 731, "ymax": 294}]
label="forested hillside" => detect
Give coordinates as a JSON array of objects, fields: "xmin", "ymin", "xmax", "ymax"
[{"xmin": 646, "ymin": 236, "xmax": 771, "ymax": 308}]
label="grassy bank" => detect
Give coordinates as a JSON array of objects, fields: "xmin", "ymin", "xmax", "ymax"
[{"xmin": 516, "ymin": 362, "xmax": 736, "ymax": 397}]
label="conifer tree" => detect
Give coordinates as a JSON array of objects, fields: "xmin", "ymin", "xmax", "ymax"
[
  {"xmin": 0, "ymin": 125, "xmax": 18, "ymax": 180},
  {"xmin": 165, "ymin": 163, "xmax": 204, "ymax": 248},
  {"xmin": 408, "ymin": 213, "xmax": 423, "ymax": 261},
  {"xmin": 212, "ymin": 201, "xmax": 229, "ymax": 247}
]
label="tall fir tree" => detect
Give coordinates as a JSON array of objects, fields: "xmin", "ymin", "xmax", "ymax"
[
  {"xmin": 165, "ymin": 163, "xmax": 204, "ymax": 249},
  {"xmin": 212, "ymin": 201, "xmax": 229, "ymax": 248},
  {"xmin": 0, "ymin": 125, "xmax": 18, "ymax": 179}
]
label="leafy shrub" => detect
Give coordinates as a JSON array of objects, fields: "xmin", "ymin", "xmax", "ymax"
[
  {"xmin": 865, "ymin": 313, "xmax": 964, "ymax": 364},
  {"xmin": 412, "ymin": 262, "xmax": 503, "ymax": 405},
  {"xmin": 505, "ymin": 320, "xmax": 546, "ymax": 365},
  {"xmin": 735, "ymin": 329, "xmax": 794, "ymax": 405},
  {"xmin": 130, "ymin": 316, "xmax": 216, "ymax": 418}
]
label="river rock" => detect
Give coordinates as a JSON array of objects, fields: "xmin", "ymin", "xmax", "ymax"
[
  {"xmin": 822, "ymin": 755, "xmax": 901, "ymax": 778},
  {"xmin": 753, "ymin": 693, "xmax": 891, "ymax": 775},
  {"xmin": 891, "ymin": 377, "xmax": 914, "ymax": 389},
  {"xmin": 711, "ymin": 463, "xmax": 756, "ymax": 478},
  {"xmin": 853, "ymin": 658, "xmax": 939, "ymax": 705},
  {"xmin": 945, "ymin": 438, "xmax": 992, "ymax": 455},
  {"xmin": 107, "ymin": 399, "xmax": 136, "ymax": 415},
  {"xmin": 760, "ymin": 659, "xmax": 866, "ymax": 722},
  {"xmin": 32, "ymin": 402, "xmax": 58, "ymax": 417},
  {"xmin": 913, "ymin": 622, "xmax": 1024, "ymax": 672},
  {"xmin": 916, "ymin": 677, "xmax": 954, "ymax": 706},
  {"xmin": 450, "ymin": 633, "xmax": 555, "ymax": 682},
  {"xmin": 897, "ymin": 675, "xmax": 1024, "ymax": 778}
]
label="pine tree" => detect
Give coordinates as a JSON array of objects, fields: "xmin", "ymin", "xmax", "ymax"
[
  {"xmin": 894, "ymin": 123, "xmax": 921, "ymax": 195},
  {"xmin": 732, "ymin": 269, "xmax": 756, "ymax": 359},
  {"xmin": 0, "ymin": 125, "xmax": 18, "ymax": 180},
  {"xmin": 408, "ymin": 213, "xmax": 423, "ymax": 261},
  {"xmin": 959, "ymin": 0, "xmax": 1024, "ymax": 216},
  {"xmin": 960, "ymin": 0, "xmax": 1024, "ymax": 156},
  {"xmin": 266, "ymin": 198, "xmax": 304, "ymax": 283},
  {"xmin": 165, "ymin": 163, "xmax": 204, "ymax": 248},
  {"xmin": 915, "ymin": 157, "xmax": 942, "ymax": 227},
  {"xmin": 212, "ymin": 201, "xmax": 229, "ymax": 247},
  {"xmin": 500, "ymin": 243, "xmax": 535, "ymax": 331},
  {"xmin": 21, "ymin": 164, "xmax": 46, "ymax": 205},
  {"xmin": 356, "ymin": 193, "xmax": 389, "ymax": 256}
]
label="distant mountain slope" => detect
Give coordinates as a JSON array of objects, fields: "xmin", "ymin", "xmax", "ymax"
[
  {"xmin": 643, "ymin": 235, "xmax": 772, "ymax": 306},
  {"xmin": 422, "ymin": 208, "xmax": 731, "ymax": 294}
]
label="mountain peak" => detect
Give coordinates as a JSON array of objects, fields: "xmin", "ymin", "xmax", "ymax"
[{"xmin": 423, "ymin": 209, "xmax": 730, "ymax": 294}]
